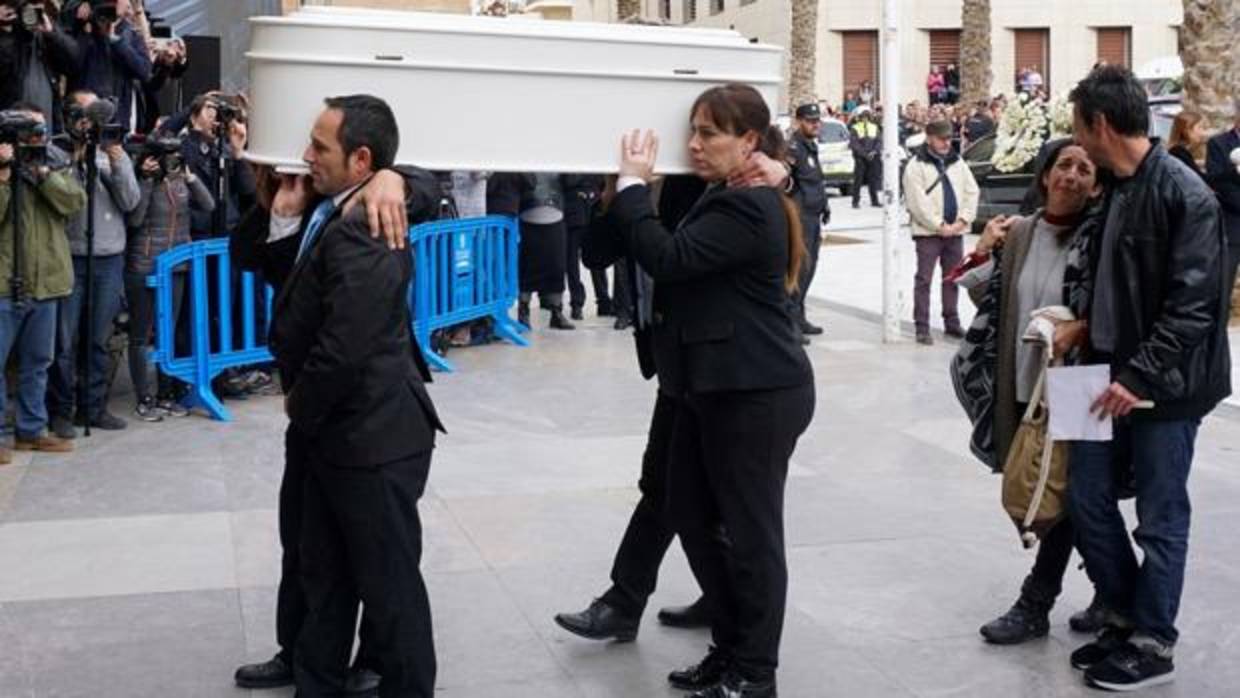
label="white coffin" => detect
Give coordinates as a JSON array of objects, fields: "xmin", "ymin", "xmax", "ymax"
[{"xmin": 245, "ymin": 7, "xmax": 784, "ymax": 173}]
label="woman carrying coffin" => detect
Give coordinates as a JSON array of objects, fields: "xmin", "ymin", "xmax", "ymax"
[{"xmin": 603, "ymin": 83, "xmax": 815, "ymax": 698}]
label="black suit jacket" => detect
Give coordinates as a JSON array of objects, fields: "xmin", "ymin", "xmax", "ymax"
[
  {"xmin": 269, "ymin": 202, "xmax": 445, "ymax": 469},
  {"xmin": 605, "ymin": 183, "xmax": 814, "ymax": 395}
]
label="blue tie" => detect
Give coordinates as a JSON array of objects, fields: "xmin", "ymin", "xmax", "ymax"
[{"xmin": 296, "ymin": 199, "xmax": 336, "ymax": 261}]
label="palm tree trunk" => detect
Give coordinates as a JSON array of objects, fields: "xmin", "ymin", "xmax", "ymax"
[
  {"xmin": 960, "ymin": 0, "xmax": 992, "ymax": 105},
  {"xmin": 787, "ymin": 0, "xmax": 818, "ymax": 112},
  {"xmin": 1181, "ymin": 0, "xmax": 1239, "ymax": 131}
]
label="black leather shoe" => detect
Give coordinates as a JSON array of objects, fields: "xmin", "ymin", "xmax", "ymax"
[
  {"xmin": 799, "ymin": 320, "xmax": 824, "ymax": 336},
  {"xmin": 234, "ymin": 654, "xmax": 294, "ymax": 689},
  {"xmin": 669, "ymin": 647, "xmax": 731, "ymax": 691},
  {"xmin": 344, "ymin": 666, "xmax": 382, "ymax": 696},
  {"xmin": 688, "ymin": 671, "xmax": 776, "ymax": 698},
  {"xmin": 614, "ymin": 316, "xmax": 634, "ymax": 330},
  {"xmin": 658, "ymin": 597, "xmax": 711, "ymax": 629},
  {"xmin": 570, "ymin": 306, "xmax": 584, "ymax": 321},
  {"xmin": 554, "ymin": 599, "xmax": 639, "ymax": 642},
  {"xmin": 944, "ymin": 325, "xmax": 966, "ymax": 339}
]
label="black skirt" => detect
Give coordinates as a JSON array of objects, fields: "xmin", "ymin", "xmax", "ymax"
[{"xmin": 518, "ymin": 220, "xmax": 567, "ymax": 294}]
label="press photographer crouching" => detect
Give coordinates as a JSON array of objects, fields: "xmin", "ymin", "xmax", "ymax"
[
  {"xmin": 45, "ymin": 89, "xmax": 139, "ymax": 436},
  {"xmin": 124, "ymin": 133, "xmax": 211, "ymax": 421},
  {"xmin": 0, "ymin": 103, "xmax": 86, "ymax": 464},
  {"xmin": 0, "ymin": 0, "xmax": 81, "ymax": 131}
]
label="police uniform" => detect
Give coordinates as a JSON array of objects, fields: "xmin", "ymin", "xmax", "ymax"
[{"xmin": 787, "ymin": 103, "xmax": 830, "ymax": 334}]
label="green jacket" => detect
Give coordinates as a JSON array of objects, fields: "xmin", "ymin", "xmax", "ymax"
[{"xmin": 0, "ymin": 166, "xmax": 86, "ymax": 301}]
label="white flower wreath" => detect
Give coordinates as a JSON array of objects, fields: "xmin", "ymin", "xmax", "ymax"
[{"xmin": 991, "ymin": 93, "xmax": 1050, "ymax": 173}]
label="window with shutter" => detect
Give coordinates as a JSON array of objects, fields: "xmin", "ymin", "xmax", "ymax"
[
  {"xmin": 1013, "ymin": 28, "xmax": 1050, "ymax": 92},
  {"xmin": 841, "ymin": 31, "xmax": 879, "ymax": 101},
  {"xmin": 683, "ymin": 0, "xmax": 696, "ymax": 21},
  {"xmin": 928, "ymin": 29, "xmax": 961, "ymax": 70},
  {"xmin": 710, "ymin": 0, "xmax": 724, "ymax": 14},
  {"xmin": 1096, "ymin": 27, "xmax": 1131, "ymax": 68}
]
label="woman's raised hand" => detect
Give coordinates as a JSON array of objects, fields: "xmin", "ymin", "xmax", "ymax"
[
  {"xmin": 976, "ymin": 214, "xmax": 1013, "ymax": 254},
  {"xmin": 619, "ymin": 129, "xmax": 659, "ymax": 182}
]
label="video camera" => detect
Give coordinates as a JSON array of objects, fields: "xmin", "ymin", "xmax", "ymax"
[
  {"xmin": 90, "ymin": 1, "xmax": 118, "ymax": 26},
  {"xmin": 0, "ymin": 110, "xmax": 49, "ymax": 168},
  {"xmin": 210, "ymin": 97, "xmax": 243, "ymax": 125},
  {"xmin": 135, "ymin": 136, "xmax": 184, "ymax": 180},
  {"xmin": 64, "ymin": 98, "xmax": 125, "ymax": 146}
]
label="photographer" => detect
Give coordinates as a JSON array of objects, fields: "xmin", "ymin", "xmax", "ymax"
[
  {"xmin": 125, "ymin": 134, "xmax": 211, "ymax": 421},
  {"xmin": 65, "ymin": 0, "xmax": 152, "ymax": 130},
  {"xmin": 45, "ymin": 89, "xmax": 139, "ymax": 436},
  {"xmin": 0, "ymin": 103, "xmax": 86, "ymax": 464},
  {"xmin": 179, "ymin": 93, "xmax": 255, "ymax": 240},
  {"xmin": 0, "ymin": 0, "xmax": 81, "ymax": 131}
]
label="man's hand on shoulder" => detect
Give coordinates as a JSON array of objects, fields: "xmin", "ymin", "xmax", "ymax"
[{"xmin": 343, "ymin": 169, "xmax": 408, "ymax": 251}]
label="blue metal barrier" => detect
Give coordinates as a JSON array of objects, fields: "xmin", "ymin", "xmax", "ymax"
[
  {"xmin": 147, "ymin": 239, "xmax": 273, "ymax": 422},
  {"xmin": 410, "ymin": 215, "xmax": 528, "ymax": 372},
  {"xmin": 147, "ymin": 216, "xmax": 528, "ymax": 420}
]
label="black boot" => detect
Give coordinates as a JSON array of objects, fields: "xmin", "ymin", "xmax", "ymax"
[
  {"xmin": 979, "ymin": 576, "xmax": 1053, "ymax": 645},
  {"xmin": 234, "ymin": 654, "xmax": 294, "ymax": 689},
  {"xmin": 1069, "ymin": 595, "xmax": 1109, "ymax": 634},
  {"xmin": 549, "ymin": 307, "xmax": 576, "ymax": 330},
  {"xmin": 570, "ymin": 305, "xmax": 584, "ymax": 321},
  {"xmin": 517, "ymin": 300, "xmax": 530, "ymax": 327},
  {"xmin": 688, "ymin": 672, "xmax": 777, "ymax": 698},
  {"xmin": 554, "ymin": 598, "xmax": 639, "ymax": 642}
]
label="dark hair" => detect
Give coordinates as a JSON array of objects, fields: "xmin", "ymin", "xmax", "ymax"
[
  {"xmin": 1069, "ymin": 65, "xmax": 1149, "ymax": 137},
  {"xmin": 323, "ymin": 94, "xmax": 399, "ymax": 171},
  {"xmin": 690, "ymin": 84, "xmax": 805, "ymax": 293},
  {"xmin": 1035, "ymin": 138, "xmax": 1098, "ymax": 200}
]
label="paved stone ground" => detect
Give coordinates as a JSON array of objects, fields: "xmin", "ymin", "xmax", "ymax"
[{"xmin": 1, "ymin": 199, "xmax": 1238, "ymax": 696}]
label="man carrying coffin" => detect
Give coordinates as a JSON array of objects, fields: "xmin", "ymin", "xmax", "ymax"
[{"xmin": 268, "ymin": 94, "xmax": 445, "ymax": 697}]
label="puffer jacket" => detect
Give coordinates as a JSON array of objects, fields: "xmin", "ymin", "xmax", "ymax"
[
  {"xmin": 1096, "ymin": 145, "xmax": 1232, "ymax": 419},
  {"xmin": 127, "ymin": 173, "xmax": 214, "ymax": 275}
]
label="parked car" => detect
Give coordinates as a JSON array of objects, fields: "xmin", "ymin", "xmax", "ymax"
[{"xmin": 817, "ymin": 118, "xmax": 854, "ymax": 196}]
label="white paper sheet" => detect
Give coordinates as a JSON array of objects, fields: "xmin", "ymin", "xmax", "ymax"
[{"xmin": 1046, "ymin": 365, "xmax": 1113, "ymax": 442}]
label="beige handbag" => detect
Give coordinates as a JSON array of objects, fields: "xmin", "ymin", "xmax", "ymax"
[{"xmin": 1001, "ymin": 350, "xmax": 1070, "ymax": 549}]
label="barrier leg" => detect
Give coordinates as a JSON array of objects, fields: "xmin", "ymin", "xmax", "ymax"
[
  {"xmin": 187, "ymin": 250, "xmax": 230, "ymax": 421},
  {"xmin": 491, "ymin": 309, "xmax": 529, "ymax": 347}
]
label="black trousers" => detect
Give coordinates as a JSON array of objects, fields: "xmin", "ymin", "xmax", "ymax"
[
  {"xmin": 671, "ymin": 383, "xmax": 816, "ymax": 680},
  {"xmin": 294, "ymin": 448, "xmax": 435, "ymax": 698},
  {"xmin": 793, "ymin": 212, "xmax": 823, "ymax": 321},
  {"xmin": 565, "ymin": 223, "xmax": 588, "ymax": 310},
  {"xmin": 600, "ymin": 392, "xmax": 693, "ymax": 616},
  {"xmin": 590, "ymin": 268, "xmax": 612, "ymax": 307},
  {"xmin": 852, "ymin": 157, "xmax": 882, "ymax": 206},
  {"xmin": 1027, "ymin": 516, "xmax": 1077, "ymax": 600},
  {"xmin": 277, "ymin": 428, "xmax": 378, "ymax": 671},
  {"xmin": 612, "ymin": 258, "xmax": 633, "ymax": 322}
]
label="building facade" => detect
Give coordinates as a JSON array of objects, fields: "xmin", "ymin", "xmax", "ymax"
[{"xmin": 629, "ymin": 0, "xmax": 1182, "ymax": 111}]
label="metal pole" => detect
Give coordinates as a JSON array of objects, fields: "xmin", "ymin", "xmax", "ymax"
[
  {"xmin": 880, "ymin": 0, "xmax": 903, "ymax": 343},
  {"xmin": 82, "ymin": 142, "xmax": 98, "ymax": 437}
]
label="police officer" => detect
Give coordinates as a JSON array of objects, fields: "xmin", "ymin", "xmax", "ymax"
[
  {"xmin": 787, "ymin": 102, "xmax": 829, "ymax": 338},
  {"xmin": 849, "ymin": 109, "xmax": 882, "ymax": 208}
]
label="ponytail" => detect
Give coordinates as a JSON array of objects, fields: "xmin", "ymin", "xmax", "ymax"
[{"xmin": 759, "ymin": 125, "xmax": 806, "ymax": 294}]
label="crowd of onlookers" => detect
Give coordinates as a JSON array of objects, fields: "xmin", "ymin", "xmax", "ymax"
[{"xmin": 0, "ymin": 0, "xmax": 280, "ymax": 462}]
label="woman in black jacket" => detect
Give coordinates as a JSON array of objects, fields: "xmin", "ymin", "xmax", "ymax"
[{"xmin": 605, "ymin": 83, "xmax": 815, "ymax": 698}]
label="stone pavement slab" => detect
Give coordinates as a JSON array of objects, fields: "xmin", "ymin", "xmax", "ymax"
[{"xmin": 0, "ymin": 301, "xmax": 1236, "ymax": 697}]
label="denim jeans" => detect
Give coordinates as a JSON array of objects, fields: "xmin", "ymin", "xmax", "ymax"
[
  {"xmin": 47, "ymin": 254, "xmax": 126, "ymax": 420},
  {"xmin": 1069, "ymin": 418, "xmax": 1199, "ymax": 647},
  {"xmin": 0, "ymin": 298, "xmax": 59, "ymax": 440}
]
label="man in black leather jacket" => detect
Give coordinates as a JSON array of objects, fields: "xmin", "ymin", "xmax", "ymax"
[{"xmin": 1065, "ymin": 66, "xmax": 1232, "ymax": 693}]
